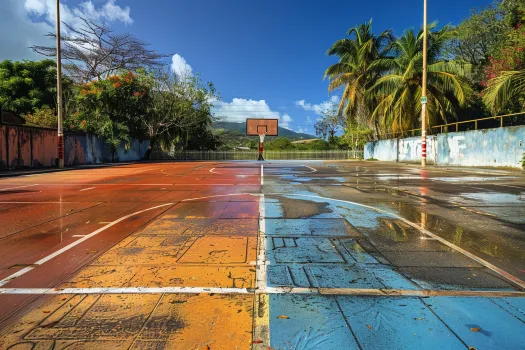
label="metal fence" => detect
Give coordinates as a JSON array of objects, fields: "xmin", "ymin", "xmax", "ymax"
[
  {"xmin": 151, "ymin": 150, "xmax": 364, "ymax": 161},
  {"xmin": 378, "ymin": 111, "xmax": 525, "ymax": 140}
]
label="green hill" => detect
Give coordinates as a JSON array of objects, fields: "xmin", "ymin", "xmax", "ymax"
[{"xmin": 213, "ymin": 121, "xmax": 316, "ymax": 139}]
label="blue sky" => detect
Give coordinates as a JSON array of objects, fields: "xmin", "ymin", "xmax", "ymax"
[{"xmin": 2, "ymin": 0, "xmax": 494, "ymax": 135}]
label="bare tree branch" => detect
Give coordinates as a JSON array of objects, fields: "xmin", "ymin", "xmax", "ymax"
[{"xmin": 31, "ymin": 18, "xmax": 169, "ymax": 82}]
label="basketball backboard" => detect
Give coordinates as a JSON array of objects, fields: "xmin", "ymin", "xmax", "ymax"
[{"xmin": 246, "ymin": 118, "xmax": 279, "ymax": 136}]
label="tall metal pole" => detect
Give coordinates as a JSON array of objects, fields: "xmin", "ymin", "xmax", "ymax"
[
  {"xmin": 56, "ymin": 0, "xmax": 64, "ymax": 168},
  {"xmin": 421, "ymin": 0, "xmax": 428, "ymax": 167}
]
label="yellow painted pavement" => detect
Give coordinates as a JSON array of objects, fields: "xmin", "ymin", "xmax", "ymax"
[{"xmin": 0, "ymin": 202, "xmax": 264, "ymax": 349}]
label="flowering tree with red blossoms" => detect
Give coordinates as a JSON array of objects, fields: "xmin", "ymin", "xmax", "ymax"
[{"xmin": 483, "ymin": 5, "xmax": 525, "ymax": 113}]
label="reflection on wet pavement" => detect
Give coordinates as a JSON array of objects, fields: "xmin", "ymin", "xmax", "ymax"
[{"xmin": 0, "ymin": 161, "xmax": 524, "ymax": 349}]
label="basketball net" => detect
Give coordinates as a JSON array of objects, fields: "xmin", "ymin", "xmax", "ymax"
[{"xmin": 258, "ymin": 132, "xmax": 267, "ymax": 143}]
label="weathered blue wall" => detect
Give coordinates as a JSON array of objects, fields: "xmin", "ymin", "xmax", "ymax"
[
  {"xmin": 436, "ymin": 126, "xmax": 524, "ymax": 168},
  {"xmin": 116, "ymin": 138, "xmax": 149, "ymax": 162},
  {"xmin": 365, "ymin": 125, "xmax": 525, "ymax": 168},
  {"xmin": 0, "ymin": 124, "xmax": 149, "ymax": 169},
  {"xmin": 364, "ymin": 139, "xmax": 398, "ymax": 161},
  {"xmin": 398, "ymin": 136, "xmax": 437, "ymax": 164},
  {"xmin": 64, "ymin": 133, "xmax": 149, "ymax": 166}
]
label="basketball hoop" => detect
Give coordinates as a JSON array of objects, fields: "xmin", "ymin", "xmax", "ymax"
[{"xmin": 246, "ymin": 118, "xmax": 277, "ymax": 162}]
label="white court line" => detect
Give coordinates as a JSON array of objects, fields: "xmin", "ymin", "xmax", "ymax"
[
  {"xmin": 79, "ymin": 187, "xmax": 96, "ymax": 192},
  {"xmin": 256, "ymin": 196, "xmax": 267, "ymax": 291},
  {"xmin": 0, "ymin": 183, "xmax": 248, "ymax": 186},
  {"xmin": 178, "ymin": 191, "xmax": 525, "ymax": 290},
  {"xmin": 253, "ymin": 163, "xmax": 271, "ymax": 349},
  {"xmin": 182, "ymin": 193, "xmax": 260, "ymax": 202},
  {"xmin": 0, "ymin": 287, "xmax": 251, "ymax": 295},
  {"xmin": 0, "ymin": 203, "xmax": 173, "ymax": 287},
  {"xmin": 282, "ymin": 193, "xmax": 525, "ymax": 290},
  {"xmin": 257, "ymin": 164, "xmax": 267, "ymax": 291},
  {"xmin": 0, "ymin": 287, "xmax": 523, "ymax": 297},
  {"xmin": 0, "ymin": 202, "xmax": 93, "ymax": 204},
  {"xmin": 305, "ymin": 165, "xmax": 317, "ymax": 173},
  {"xmin": 0, "ymin": 184, "xmax": 39, "ymax": 191}
]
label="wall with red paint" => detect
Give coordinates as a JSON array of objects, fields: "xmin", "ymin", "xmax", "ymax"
[
  {"xmin": 0, "ymin": 124, "xmax": 149, "ymax": 169},
  {"xmin": 0, "ymin": 125, "xmax": 6, "ymax": 168}
]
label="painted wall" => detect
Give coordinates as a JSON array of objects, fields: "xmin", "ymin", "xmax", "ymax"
[
  {"xmin": 364, "ymin": 139, "xmax": 398, "ymax": 161},
  {"xmin": 365, "ymin": 125, "xmax": 525, "ymax": 168},
  {"xmin": 436, "ymin": 126, "xmax": 524, "ymax": 168},
  {"xmin": 398, "ymin": 136, "xmax": 437, "ymax": 164},
  {"xmin": 0, "ymin": 124, "xmax": 149, "ymax": 169}
]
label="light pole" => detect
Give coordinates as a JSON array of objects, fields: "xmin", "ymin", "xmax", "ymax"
[
  {"xmin": 421, "ymin": 0, "xmax": 428, "ymax": 167},
  {"xmin": 56, "ymin": 0, "xmax": 64, "ymax": 168}
]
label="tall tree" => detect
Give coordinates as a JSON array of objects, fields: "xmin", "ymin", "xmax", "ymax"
[
  {"xmin": 75, "ymin": 71, "xmax": 150, "ymax": 159},
  {"xmin": 0, "ymin": 60, "xmax": 59, "ymax": 115},
  {"xmin": 314, "ymin": 102, "xmax": 344, "ymax": 143},
  {"xmin": 445, "ymin": 5, "xmax": 505, "ymax": 68},
  {"xmin": 32, "ymin": 19, "xmax": 167, "ymax": 83},
  {"xmin": 324, "ymin": 20, "xmax": 394, "ymax": 135},
  {"xmin": 370, "ymin": 24, "xmax": 472, "ymax": 133},
  {"xmin": 483, "ymin": 1, "xmax": 525, "ymax": 113},
  {"xmin": 144, "ymin": 70, "xmax": 220, "ymax": 151}
]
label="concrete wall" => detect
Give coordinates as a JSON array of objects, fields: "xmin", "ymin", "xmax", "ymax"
[
  {"xmin": 365, "ymin": 125, "xmax": 525, "ymax": 168},
  {"xmin": 364, "ymin": 139, "xmax": 398, "ymax": 161},
  {"xmin": 398, "ymin": 136, "xmax": 437, "ymax": 164},
  {"xmin": 436, "ymin": 126, "xmax": 525, "ymax": 168},
  {"xmin": 0, "ymin": 124, "xmax": 149, "ymax": 169}
]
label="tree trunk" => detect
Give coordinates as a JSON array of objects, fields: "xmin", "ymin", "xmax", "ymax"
[{"xmin": 373, "ymin": 117, "xmax": 380, "ymax": 140}]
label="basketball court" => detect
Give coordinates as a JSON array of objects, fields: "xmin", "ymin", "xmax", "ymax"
[{"xmin": 0, "ymin": 118, "xmax": 524, "ymax": 349}]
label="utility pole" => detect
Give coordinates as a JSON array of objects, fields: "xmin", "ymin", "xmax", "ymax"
[
  {"xmin": 56, "ymin": 0, "xmax": 64, "ymax": 168},
  {"xmin": 421, "ymin": 0, "xmax": 428, "ymax": 167}
]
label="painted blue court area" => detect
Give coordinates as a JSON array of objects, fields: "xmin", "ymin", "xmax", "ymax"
[{"xmin": 263, "ymin": 194, "xmax": 525, "ymax": 349}]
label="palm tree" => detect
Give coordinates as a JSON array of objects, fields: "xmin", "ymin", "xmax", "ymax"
[
  {"xmin": 483, "ymin": 70, "xmax": 525, "ymax": 113},
  {"xmin": 370, "ymin": 24, "xmax": 472, "ymax": 133},
  {"xmin": 324, "ymin": 20, "xmax": 394, "ymax": 135}
]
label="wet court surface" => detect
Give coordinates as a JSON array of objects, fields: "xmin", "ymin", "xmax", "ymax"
[{"xmin": 0, "ymin": 161, "xmax": 524, "ymax": 349}]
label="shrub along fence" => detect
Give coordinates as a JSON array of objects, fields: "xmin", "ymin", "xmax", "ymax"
[{"xmin": 151, "ymin": 150, "xmax": 364, "ymax": 161}]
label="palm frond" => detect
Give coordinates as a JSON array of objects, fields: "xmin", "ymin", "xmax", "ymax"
[{"xmin": 483, "ymin": 70, "xmax": 525, "ymax": 113}]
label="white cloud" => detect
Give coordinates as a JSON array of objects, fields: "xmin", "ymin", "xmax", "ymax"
[
  {"xmin": 24, "ymin": 0, "xmax": 132, "ymax": 27},
  {"xmin": 306, "ymin": 116, "xmax": 312, "ymax": 124},
  {"xmin": 296, "ymin": 127, "xmax": 309, "ymax": 134},
  {"xmin": 213, "ymin": 98, "xmax": 293, "ymax": 129},
  {"xmin": 0, "ymin": 0, "xmax": 132, "ymax": 61},
  {"xmin": 171, "ymin": 54, "xmax": 193, "ymax": 77},
  {"xmin": 281, "ymin": 114, "xmax": 292, "ymax": 129},
  {"xmin": 295, "ymin": 95, "xmax": 340, "ymax": 115}
]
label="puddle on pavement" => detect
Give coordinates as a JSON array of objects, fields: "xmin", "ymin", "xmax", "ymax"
[
  {"xmin": 264, "ymin": 195, "xmax": 522, "ymax": 291},
  {"xmin": 431, "ymin": 176, "xmax": 519, "ymax": 183},
  {"xmin": 280, "ymin": 176, "xmax": 346, "ymax": 184},
  {"xmin": 454, "ymin": 192, "xmax": 525, "ymax": 205},
  {"xmin": 279, "ymin": 197, "xmax": 339, "ymax": 219}
]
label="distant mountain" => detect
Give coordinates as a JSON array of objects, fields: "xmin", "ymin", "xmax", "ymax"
[{"xmin": 213, "ymin": 121, "xmax": 316, "ymax": 140}]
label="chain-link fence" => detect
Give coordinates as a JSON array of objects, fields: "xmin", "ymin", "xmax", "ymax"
[{"xmin": 151, "ymin": 150, "xmax": 364, "ymax": 161}]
